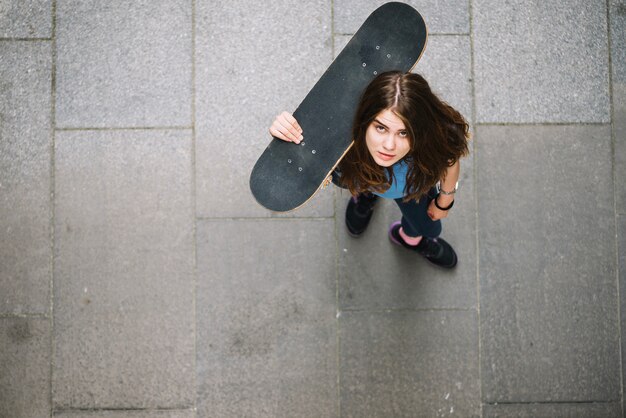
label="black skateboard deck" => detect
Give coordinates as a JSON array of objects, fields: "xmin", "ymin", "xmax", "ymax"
[{"xmin": 250, "ymin": 2, "xmax": 427, "ymax": 212}]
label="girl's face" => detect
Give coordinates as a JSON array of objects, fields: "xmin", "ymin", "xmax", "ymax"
[{"xmin": 365, "ymin": 108, "xmax": 411, "ymax": 167}]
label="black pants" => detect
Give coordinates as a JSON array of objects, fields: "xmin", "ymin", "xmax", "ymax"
[{"xmin": 332, "ymin": 171, "xmax": 442, "ymax": 238}]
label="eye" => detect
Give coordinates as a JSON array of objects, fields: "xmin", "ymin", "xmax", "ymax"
[
  {"xmin": 399, "ymin": 131, "xmax": 408, "ymax": 137},
  {"xmin": 375, "ymin": 124, "xmax": 386, "ymax": 132}
]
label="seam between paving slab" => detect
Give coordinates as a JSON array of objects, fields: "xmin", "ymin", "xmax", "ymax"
[
  {"xmin": 330, "ymin": 1, "xmax": 343, "ymax": 416},
  {"xmin": 484, "ymin": 401, "xmax": 622, "ymax": 406},
  {"xmin": 0, "ymin": 37, "xmax": 52, "ymax": 41},
  {"xmin": 606, "ymin": 0, "xmax": 624, "ymax": 415},
  {"xmin": 53, "ymin": 408, "xmax": 198, "ymax": 413},
  {"xmin": 0, "ymin": 313, "xmax": 49, "ymax": 318},
  {"xmin": 473, "ymin": 122, "xmax": 611, "ymax": 127},
  {"xmin": 191, "ymin": 0, "xmax": 198, "ymax": 413},
  {"xmin": 468, "ymin": 0, "xmax": 483, "ymax": 416},
  {"xmin": 50, "ymin": 0, "xmax": 58, "ymax": 415},
  {"xmin": 55, "ymin": 126, "xmax": 194, "ymax": 131},
  {"xmin": 340, "ymin": 308, "xmax": 476, "ymax": 314}
]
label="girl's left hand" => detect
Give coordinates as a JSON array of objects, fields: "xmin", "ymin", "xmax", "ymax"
[{"xmin": 427, "ymin": 197, "xmax": 452, "ymax": 221}]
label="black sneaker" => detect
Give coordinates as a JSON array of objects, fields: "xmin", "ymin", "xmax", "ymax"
[
  {"xmin": 345, "ymin": 193, "xmax": 378, "ymax": 237},
  {"xmin": 388, "ymin": 221, "xmax": 457, "ymax": 268}
]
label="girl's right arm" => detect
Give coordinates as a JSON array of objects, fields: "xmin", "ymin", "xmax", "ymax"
[{"xmin": 269, "ymin": 111, "xmax": 304, "ymax": 144}]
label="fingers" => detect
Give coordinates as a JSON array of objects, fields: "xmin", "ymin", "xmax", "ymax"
[
  {"xmin": 269, "ymin": 111, "xmax": 304, "ymax": 143},
  {"xmin": 427, "ymin": 200, "xmax": 448, "ymax": 221}
]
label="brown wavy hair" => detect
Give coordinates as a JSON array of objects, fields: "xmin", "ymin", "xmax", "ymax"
[{"xmin": 337, "ymin": 71, "xmax": 470, "ymax": 201}]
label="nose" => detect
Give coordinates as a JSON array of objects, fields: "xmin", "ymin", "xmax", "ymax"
[{"xmin": 382, "ymin": 133, "xmax": 395, "ymax": 151}]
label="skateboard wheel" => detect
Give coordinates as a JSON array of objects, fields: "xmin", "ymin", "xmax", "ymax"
[
  {"xmin": 373, "ymin": 71, "xmax": 378, "ymax": 75},
  {"xmin": 376, "ymin": 45, "xmax": 380, "ymax": 50},
  {"xmin": 387, "ymin": 54, "xmax": 391, "ymax": 58},
  {"xmin": 312, "ymin": 150, "xmax": 316, "ymax": 154},
  {"xmin": 288, "ymin": 159, "xmax": 292, "ymax": 163},
  {"xmin": 362, "ymin": 62, "xmax": 367, "ymax": 67},
  {"xmin": 298, "ymin": 167, "xmax": 303, "ymax": 172}
]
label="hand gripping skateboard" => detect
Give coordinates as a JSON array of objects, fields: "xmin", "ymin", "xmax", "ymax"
[{"xmin": 250, "ymin": 2, "xmax": 428, "ymax": 212}]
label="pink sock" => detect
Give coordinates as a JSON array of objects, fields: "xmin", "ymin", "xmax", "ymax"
[{"xmin": 399, "ymin": 227, "xmax": 422, "ymax": 246}]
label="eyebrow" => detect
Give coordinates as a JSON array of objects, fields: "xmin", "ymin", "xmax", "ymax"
[
  {"xmin": 373, "ymin": 119, "xmax": 388, "ymax": 129},
  {"xmin": 374, "ymin": 119, "xmax": 406, "ymax": 132}
]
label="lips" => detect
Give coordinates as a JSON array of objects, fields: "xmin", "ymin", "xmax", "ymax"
[{"xmin": 377, "ymin": 151, "xmax": 395, "ymax": 161}]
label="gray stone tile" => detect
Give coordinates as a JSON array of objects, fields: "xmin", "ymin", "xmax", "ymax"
[
  {"xmin": 196, "ymin": 219, "xmax": 337, "ymax": 418},
  {"xmin": 55, "ymin": 410, "xmax": 194, "ymax": 418},
  {"xmin": 0, "ymin": 317, "xmax": 50, "ymax": 418},
  {"xmin": 483, "ymin": 402, "xmax": 622, "ymax": 418},
  {"xmin": 0, "ymin": 0, "xmax": 52, "ymax": 38},
  {"xmin": 610, "ymin": 0, "xmax": 626, "ymax": 84},
  {"xmin": 339, "ymin": 310, "xmax": 480, "ymax": 417},
  {"xmin": 337, "ymin": 153, "xmax": 476, "ymax": 311},
  {"xmin": 473, "ymin": 0, "xmax": 610, "ymax": 123},
  {"xmin": 477, "ymin": 125, "xmax": 620, "ymax": 402},
  {"xmin": 414, "ymin": 35, "xmax": 472, "ymax": 122},
  {"xmin": 334, "ymin": 35, "xmax": 351, "ymax": 58},
  {"xmin": 195, "ymin": 0, "xmax": 333, "ymax": 218},
  {"xmin": 334, "ymin": 0, "xmax": 469, "ymax": 34},
  {"xmin": 0, "ymin": 41, "xmax": 52, "ymax": 314},
  {"xmin": 55, "ymin": 0, "xmax": 192, "ymax": 128},
  {"xmin": 615, "ymin": 83, "xmax": 626, "ymax": 214},
  {"xmin": 620, "ymin": 213, "xmax": 626, "ymax": 410},
  {"xmin": 53, "ymin": 130, "xmax": 194, "ymax": 408}
]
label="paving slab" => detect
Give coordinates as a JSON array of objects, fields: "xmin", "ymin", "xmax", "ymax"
[
  {"xmin": 413, "ymin": 35, "xmax": 472, "ymax": 123},
  {"xmin": 55, "ymin": 410, "xmax": 195, "ymax": 418},
  {"xmin": 336, "ymin": 154, "xmax": 476, "ymax": 311},
  {"xmin": 620, "ymin": 212, "xmax": 626, "ymax": 411},
  {"xmin": 610, "ymin": 0, "xmax": 626, "ymax": 84},
  {"xmin": 195, "ymin": 0, "xmax": 333, "ymax": 218},
  {"xmin": 53, "ymin": 130, "xmax": 194, "ymax": 409},
  {"xmin": 0, "ymin": 41, "xmax": 52, "ymax": 314},
  {"xmin": 483, "ymin": 402, "xmax": 622, "ymax": 418},
  {"xmin": 339, "ymin": 310, "xmax": 480, "ymax": 417},
  {"xmin": 0, "ymin": 317, "xmax": 50, "ymax": 418},
  {"xmin": 196, "ymin": 219, "xmax": 337, "ymax": 418},
  {"xmin": 55, "ymin": 0, "xmax": 192, "ymax": 128},
  {"xmin": 0, "ymin": 0, "xmax": 52, "ymax": 38},
  {"xmin": 473, "ymin": 0, "xmax": 610, "ymax": 123},
  {"xmin": 477, "ymin": 125, "xmax": 620, "ymax": 402},
  {"xmin": 615, "ymin": 83, "xmax": 626, "ymax": 214},
  {"xmin": 335, "ymin": 34, "xmax": 472, "ymax": 121},
  {"xmin": 333, "ymin": 0, "xmax": 469, "ymax": 34}
]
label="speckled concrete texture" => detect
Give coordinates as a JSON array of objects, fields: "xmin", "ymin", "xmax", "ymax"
[
  {"xmin": 339, "ymin": 310, "xmax": 480, "ymax": 417},
  {"xmin": 196, "ymin": 219, "xmax": 337, "ymax": 417},
  {"xmin": 473, "ymin": 0, "xmax": 610, "ymax": 123},
  {"xmin": 55, "ymin": 0, "xmax": 192, "ymax": 128},
  {"xmin": 53, "ymin": 130, "xmax": 194, "ymax": 409},
  {"xmin": 0, "ymin": 1, "xmax": 622, "ymax": 416},
  {"xmin": 334, "ymin": 0, "xmax": 469, "ymax": 34},
  {"xmin": 0, "ymin": 317, "xmax": 50, "ymax": 417},
  {"xmin": 0, "ymin": 41, "xmax": 52, "ymax": 314},
  {"xmin": 477, "ymin": 125, "xmax": 619, "ymax": 402},
  {"xmin": 0, "ymin": 0, "xmax": 52, "ymax": 38},
  {"xmin": 483, "ymin": 402, "xmax": 623, "ymax": 418},
  {"xmin": 195, "ymin": 0, "xmax": 333, "ymax": 218},
  {"xmin": 54, "ymin": 411, "xmax": 195, "ymax": 418}
]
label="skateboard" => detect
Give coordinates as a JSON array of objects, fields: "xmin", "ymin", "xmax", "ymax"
[{"xmin": 250, "ymin": 2, "xmax": 428, "ymax": 212}]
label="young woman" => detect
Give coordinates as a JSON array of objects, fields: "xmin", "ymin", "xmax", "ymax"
[{"xmin": 269, "ymin": 71, "xmax": 470, "ymax": 268}]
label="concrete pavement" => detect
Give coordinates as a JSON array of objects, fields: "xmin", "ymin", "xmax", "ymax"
[{"xmin": 1, "ymin": 0, "xmax": 624, "ymax": 416}]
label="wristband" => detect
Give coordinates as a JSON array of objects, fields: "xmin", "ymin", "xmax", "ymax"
[{"xmin": 434, "ymin": 195, "xmax": 454, "ymax": 211}]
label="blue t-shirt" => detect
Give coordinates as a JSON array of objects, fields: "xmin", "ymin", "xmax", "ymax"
[{"xmin": 372, "ymin": 160, "xmax": 409, "ymax": 199}]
